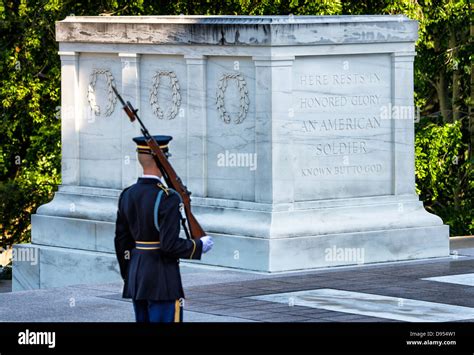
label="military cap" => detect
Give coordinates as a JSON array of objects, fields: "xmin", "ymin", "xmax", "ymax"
[{"xmin": 133, "ymin": 135, "xmax": 173, "ymax": 155}]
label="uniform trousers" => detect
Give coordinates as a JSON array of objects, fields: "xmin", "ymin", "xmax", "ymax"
[{"xmin": 132, "ymin": 299, "xmax": 183, "ymax": 323}]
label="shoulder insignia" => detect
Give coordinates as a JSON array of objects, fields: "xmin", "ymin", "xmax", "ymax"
[{"xmin": 156, "ymin": 182, "xmax": 169, "ymax": 196}]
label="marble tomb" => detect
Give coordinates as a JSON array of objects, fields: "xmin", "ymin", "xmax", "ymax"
[{"xmin": 13, "ymin": 15, "xmax": 449, "ymax": 290}]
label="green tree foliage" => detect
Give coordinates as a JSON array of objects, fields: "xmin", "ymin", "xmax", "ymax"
[
  {"xmin": 0, "ymin": 0, "xmax": 472, "ymax": 249},
  {"xmin": 415, "ymin": 119, "xmax": 473, "ymax": 235},
  {"xmin": 0, "ymin": 0, "xmax": 62, "ymax": 247}
]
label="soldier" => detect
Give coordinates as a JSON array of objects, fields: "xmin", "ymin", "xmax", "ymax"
[{"xmin": 115, "ymin": 135, "xmax": 214, "ymax": 323}]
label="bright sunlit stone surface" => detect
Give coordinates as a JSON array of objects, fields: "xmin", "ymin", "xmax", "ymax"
[
  {"xmin": 422, "ymin": 273, "xmax": 474, "ymax": 287},
  {"xmin": 250, "ymin": 288, "xmax": 474, "ymax": 322}
]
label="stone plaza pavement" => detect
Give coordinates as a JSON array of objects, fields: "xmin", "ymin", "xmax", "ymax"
[{"xmin": 0, "ymin": 237, "xmax": 473, "ymax": 323}]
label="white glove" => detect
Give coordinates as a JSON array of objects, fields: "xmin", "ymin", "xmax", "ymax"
[{"xmin": 201, "ymin": 236, "xmax": 214, "ymax": 254}]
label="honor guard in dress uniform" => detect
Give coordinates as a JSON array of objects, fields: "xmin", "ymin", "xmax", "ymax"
[{"xmin": 115, "ymin": 135, "xmax": 214, "ymax": 323}]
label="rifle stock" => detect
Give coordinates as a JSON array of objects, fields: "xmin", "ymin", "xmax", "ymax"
[{"xmin": 112, "ymin": 86, "xmax": 205, "ymax": 240}]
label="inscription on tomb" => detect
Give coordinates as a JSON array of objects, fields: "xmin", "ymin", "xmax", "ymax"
[
  {"xmin": 299, "ymin": 73, "xmax": 381, "ymax": 86},
  {"xmin": 292, "ymin": 55, "xmax": 393, "ymax": 200}
]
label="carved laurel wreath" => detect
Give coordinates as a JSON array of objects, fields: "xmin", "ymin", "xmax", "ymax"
[
  {"xmin": 216, "ymin": 73, "xmax": 250, "ymax": 124},
  {"xmin": 149, "ymin": 71, "xmax": 181, "ymax": 120},
  {"xmin": 87, "ymin": 69, "xmax": 117, "ymax": 117}
]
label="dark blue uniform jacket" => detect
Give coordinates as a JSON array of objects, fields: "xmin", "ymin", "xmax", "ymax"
[{"xmin": 115, "ymin": 177, "xmax": 203, "ymax": 301}]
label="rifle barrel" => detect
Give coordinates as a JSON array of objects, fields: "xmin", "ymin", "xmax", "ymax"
[
  {"xmin": 111, "ymin": 86, "xmax": 206, "ymax": 239},
  {"xmin": 112, "ymin": 86, "xmax": 126, "ymax": 106}
]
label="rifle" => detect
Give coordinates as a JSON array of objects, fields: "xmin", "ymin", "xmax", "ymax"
[{"xmin": 112, "ymin": 86, "xmax": 205, "ymax": 240}]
